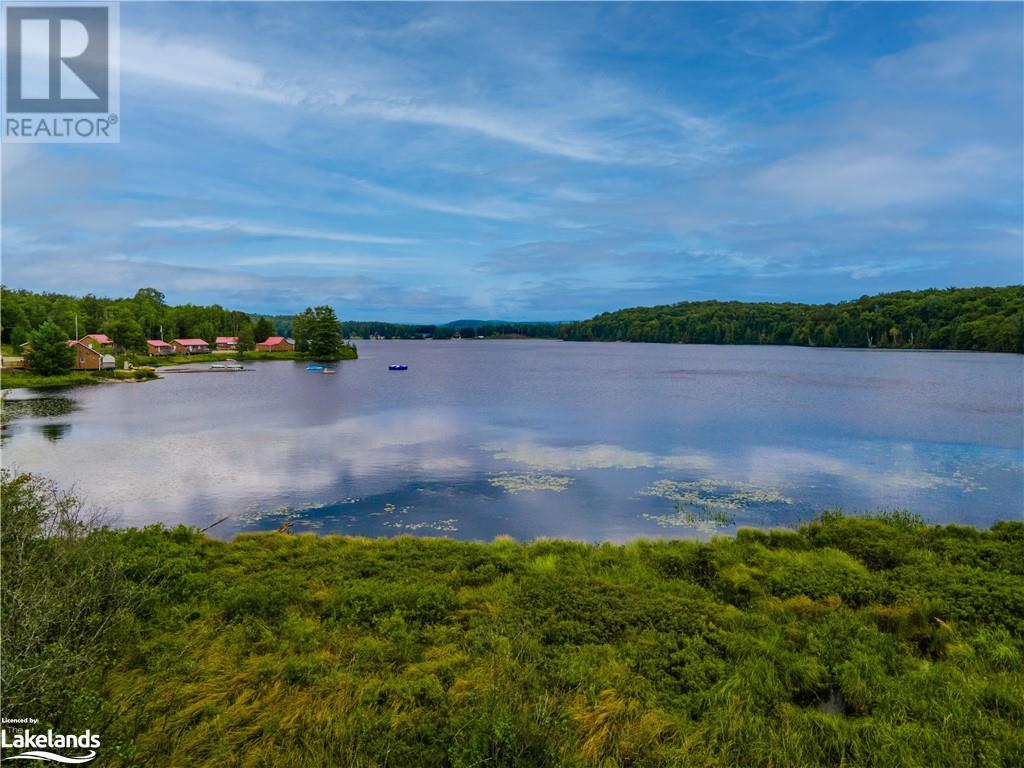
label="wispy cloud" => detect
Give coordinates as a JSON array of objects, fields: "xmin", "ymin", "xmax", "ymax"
[
  {"xmin": 135, "ymin": 217, "xmax": 420, "ymax": 245},
  {"xmin": 3, "ymin": 3, "xmax": 1021, "ymax": 318}
]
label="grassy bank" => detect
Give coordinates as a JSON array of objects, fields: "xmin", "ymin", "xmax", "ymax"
[
  {"xmin": 148, "ymin": 347, "xmax": 357, "ymax": 367},
  {"xmin": 0, "ymin": 348, "xmax": 356, "ymax": 389},
  {"xmin": 1, "ymin": 473, "xmax": 1021, "ymax": 767},
  {"xmin": 1, "ymin": 368, "xmax": 156, "ymax": 390}
]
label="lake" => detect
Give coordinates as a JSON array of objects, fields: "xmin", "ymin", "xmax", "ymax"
[{"xmin": 2, "ymin": 340, "xmax": 1021, "ymax": 540}]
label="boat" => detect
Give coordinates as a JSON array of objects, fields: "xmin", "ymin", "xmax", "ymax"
[
  {"xmin": 305, "ymin": 364, "xmax": 324, "ymax": 371},
  {"xmin": 388, "ymin": 364, "xmax": 408, "ymax": 371},
  {"xmin": 209, "ymin": 363, "xmax": 225, "ymax": 370},
  {"xmin": 321, "ymin": 368, "xmax": 336, "ymax": 375}
]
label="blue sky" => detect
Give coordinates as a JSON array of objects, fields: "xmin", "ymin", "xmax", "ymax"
[{"xmin": 2, "ymin": 2, "xmax": 1022, "ymax": 321}]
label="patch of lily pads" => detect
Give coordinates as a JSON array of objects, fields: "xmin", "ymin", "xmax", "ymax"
[
  {"xmin": 489, "ymin": 472, "xmax": 574, "ymax": 494},
  {"xmin": 641, "ymin": 478, "xmax": 793, "ymax": 530}
]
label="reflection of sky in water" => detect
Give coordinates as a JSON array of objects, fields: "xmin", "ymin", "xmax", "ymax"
[{"xmin": 2, "ymin": 341, "xmax": 1021, "ymax": 539}]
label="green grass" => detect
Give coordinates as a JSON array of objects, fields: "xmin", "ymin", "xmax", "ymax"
[
  {"xmin": 1, "ymin": 368, "xmax": 156, "ymax": 390},
  {"xmin": 2, "ymin": 472, "xmax": 1022, "ymax": 767},
  {"xmin": 2, "ymin": 370, "xmax": 107, "ymax": 390},
  {"xmin": 0, "ymin": 348, "xmax": 357, "ymax": 388},
  {"xmin": 148, "ymin": 347, "xmax": 357, "ymax": 367}
]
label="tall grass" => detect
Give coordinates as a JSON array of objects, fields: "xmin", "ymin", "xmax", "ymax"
[{"xmin": 1, "ymin": 474, "xmax": 1021, "ymax": 767}]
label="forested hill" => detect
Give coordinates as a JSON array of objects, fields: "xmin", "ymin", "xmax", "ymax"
[{"xmin": 557, "ymin": 286, "xmax": 1024, "ymax": 353}]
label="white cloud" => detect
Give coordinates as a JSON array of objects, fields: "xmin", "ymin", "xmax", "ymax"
[{"xmin": 136, "ymin": 217, "xmax": 420, "ymax": 245}]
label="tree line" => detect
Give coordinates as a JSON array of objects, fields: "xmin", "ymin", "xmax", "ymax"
[
  {"xmin": 557, "ymin": 286, "xmax": 1024, "ymax": 353},
  {"xmin": 1, "ymin": 286, "xmax": 285, "ymax": 351},
  {"xmin": 2, "ymin": 286, "xmax": 348, "ymax": 373}
]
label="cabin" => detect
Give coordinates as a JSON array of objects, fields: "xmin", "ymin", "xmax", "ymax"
[
  {"xmin": 68, "ymin": 341, "xmax": 111, "ymax": 370},
  {"xmin": 146, "ymin": 340, "xmax": 174, "ymax": 356},
  {"xmin": 171, "ymin": 338, "xmax": 211, "ymax": 355},
  {"xmin": 215, "ymin": 336, "xmax": 239, "ymax": 351},
  {"xmin": 256, "ymin": 336, "xmax": 294, "ymax": 352},
  {"xmin": 80, "ymin": 333, "xmax": 113, "ymax": 349}
]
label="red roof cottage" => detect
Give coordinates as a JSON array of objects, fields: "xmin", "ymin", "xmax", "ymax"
[
  {"xmin": 215, "ymin": 336, "xmax": 239, "ymax": 350},
  {"xmin": 256, "ymin": 336, "xmax": 294, "ymax": 352},
  {"xmin": 80, "ymin": 333, "xmax": 114, "ymax": 348},
  {"xmin": 147, "ymin": 340, "xmax": 174, "ymax": 356},
  {"xmin": 171, "ymin": 338, "xmax": 211, "ymax": 355}
]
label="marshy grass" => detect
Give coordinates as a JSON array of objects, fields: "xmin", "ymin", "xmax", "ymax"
[{"xmin": 2, "ymin": 472, "xmax": 1021, "ymax": 767}]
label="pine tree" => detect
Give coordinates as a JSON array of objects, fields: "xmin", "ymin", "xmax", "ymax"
[{"xmin": 26, "ymin": 321, "xmax": 74, "ymax": 375}]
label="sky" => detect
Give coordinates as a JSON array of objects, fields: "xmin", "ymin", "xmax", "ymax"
[{"xmin": 2, "ymin": 2, "xmax": 1022, "ymax": 322}]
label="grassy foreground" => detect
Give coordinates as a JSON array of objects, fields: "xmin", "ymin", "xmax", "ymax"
[
  {"xmin": 1, "ymin": 368, "xmax": 157, "ymax": 390},
  {"xmin": 1, "ymin": 473, "xmax": 1021, "ymax": 767}
]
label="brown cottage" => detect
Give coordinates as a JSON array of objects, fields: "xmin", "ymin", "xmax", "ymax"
[
  {"xmin": 170, "ymin": 338, "xmax": 211, "ymax": 355},
  {"xmin": 69, "ymin": 341, "xmax": 105, "ymax": 370},
  {"xmin": 147, "ymin": 340, "xmax": 174, "ymax": 356},
  {"xmin": 255, "ymin": 336, "xmax": 294, "ymax": 352}
]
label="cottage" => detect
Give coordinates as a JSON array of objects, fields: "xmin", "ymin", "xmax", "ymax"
[
  {"xmin": 146, "ymin": 339, "xmax": 174, "ymax": 356},
  {"xmin": 171, "ymin": 338, "xmax": 211, "ymax": 355},
  {"xmin": 80, "ymin": 333, "xmax": 114, "ymax": 349},
  {"xmin": 68, "ymin": 341, "xmax": 105, "ymax": 370},
  {"xmin": 215, "ymin": 336, "xmax": 239, "ymax": 351},
  {"xmin": 256, "ymin": 336, "xmax": 294, "ymax": 352}
]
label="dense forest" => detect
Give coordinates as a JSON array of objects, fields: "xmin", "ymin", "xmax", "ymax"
[
  {"xmin": 0, "ymin": 287, "xmax": 350, "ymax": 358},
  {"xmin": 0, "ymin": 286, "xmax": 283, "ymax": 351},
  {"xmin": 558, "ymin": 286, "xmax": 1024, "ymax": 353},
  {"xmin": 2, "ymin": 470, "xmax": 1021, "ymax": 767},
  {"xmin": 271, "ymin": 318, "xmax": 561, "ymax": 340},
  {"xmin": 4, "ymin": 285, "xmax": 1022, "ymax": 353}
]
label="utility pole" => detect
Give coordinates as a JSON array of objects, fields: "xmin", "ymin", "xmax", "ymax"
[{"xmin": 75, "ymin": 315, "xmax": 79, "ymax": 340}]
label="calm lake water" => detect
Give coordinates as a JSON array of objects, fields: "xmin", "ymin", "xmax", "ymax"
[{"xmin": 3, "ymin": 340, "xmax": 1022, "ymax": 540}]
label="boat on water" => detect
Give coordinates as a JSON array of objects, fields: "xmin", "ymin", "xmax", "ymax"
[
  {"xmin": 321, "ymin": 368, "xmax": 336, "ymax": 375},
  {"xmin": 209, "ymin": 363, "xmax": 225, "ymax": 370},
  {"xmin": 306, "ymin": 364, "xmax": 324, "ymax": 371},
  {"xmin": 388, "ymin": 364, "xmax": 408, "ymax": 371}
]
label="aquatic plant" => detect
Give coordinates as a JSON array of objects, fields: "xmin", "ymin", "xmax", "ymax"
[{"xmin": 489, "ymin": 473, "xmax": 575, "ymax": 494}]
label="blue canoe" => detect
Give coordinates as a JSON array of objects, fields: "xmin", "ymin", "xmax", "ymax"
[{"xmin": 388, "ymin": 364, "xmax": 408, "ymax": 371}]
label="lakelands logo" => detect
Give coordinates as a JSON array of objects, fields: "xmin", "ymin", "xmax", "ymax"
[
  {"xmin": 2, "ymin": 1, "xmax": 120, "ymax": 142},
  {"xmin": 0, "ymin": 720, "xmax": 100, "ymax": 764}
]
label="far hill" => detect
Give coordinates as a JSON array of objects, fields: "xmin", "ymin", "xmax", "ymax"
[{"xmin": 557, "ymin": 285, "xmax": 1024, "ymax": 354}]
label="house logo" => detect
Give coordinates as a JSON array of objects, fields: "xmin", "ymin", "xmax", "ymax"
[
  {"xmin": 2, "ymin": 1, "xmax": 120, "ymax": 142},
  {"xmin": 0, "ymin": 720, "xmax": 100, "ymax": 764}
]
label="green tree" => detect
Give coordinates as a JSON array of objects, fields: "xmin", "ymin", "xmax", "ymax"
[
  {"xmin": 253, "ymin": 317, "xmax": 275, "ymax": 344},
  {"xmin": 104, "ymin": 310, "xmax": 146, "ymax": 353},
  {"xmin": 26, "ymin": 321, "xmax": 74, "ymax": 375},
  {"xmin": 309, "ymin": 306, "xmax": 343, "ymax": 358},
  {"xmin": 291, "ymin": 308, "xmax": 315, "ymax": 353},
  {"xmin": 237, "ymin": 324, "xmax": 255, "ymax": 358}
]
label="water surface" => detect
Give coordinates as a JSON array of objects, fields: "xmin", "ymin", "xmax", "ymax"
[{"xmin": 3, "ymin": 340, "xmax": 1021, "ymax": 540}]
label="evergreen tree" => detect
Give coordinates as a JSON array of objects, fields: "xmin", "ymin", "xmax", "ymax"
[
  {"xmin": 308, "ymin": 306, "xmax": 343, "ymax": 358},
  {"xmin": 26, "ymin": 321, "xmax": 74, "ymax": 375},
  {"xmin": 253, "ymin": 317, "xmax": 275, "ymax": 343}
]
